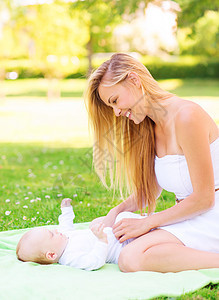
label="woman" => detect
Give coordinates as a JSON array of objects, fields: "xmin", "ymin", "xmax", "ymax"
[{"xmin": 84, "ymin": 53, "xmax": 219, "ymax": 272}]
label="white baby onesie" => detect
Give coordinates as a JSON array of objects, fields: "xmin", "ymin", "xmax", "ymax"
[{"xmin": 58, "ymin": 207, "xmax": 133, "ymax": 271}]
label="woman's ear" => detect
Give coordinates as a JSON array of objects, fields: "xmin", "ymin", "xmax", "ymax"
[
  {"xmin": 46, "ymin": 251, "xmax": 57, "ymax": 261},
  {"xmin": 127, "ymin": 72, "xmax": 141, "ymax": 89}
]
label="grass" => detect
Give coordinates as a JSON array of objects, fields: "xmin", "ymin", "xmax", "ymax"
[
  {"xmin": 0, "ymin": 142, "xmax": 175, "ymax": 231},
  {"xmin": 1, "ymin": 78, "xmax": 219, "ymax": 98},
  {"xmin": 0, "ymin": 78, "xmax": 219, "ymax": 299}
]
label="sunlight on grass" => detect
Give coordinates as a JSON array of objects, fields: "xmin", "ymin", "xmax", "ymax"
[
  {"xmin": 159, "ymin": 79, "xmax": 183, "ymax": 91},
  {"xmin": 2, "ymin": 79, "xmax": 87, "ymax": 98},
  {"xmin": 0, "ymin": 79, "xmax": 218, "ymax": 145},
  {"xmin": 0, "ymin": 98, "xmax": 92, "ymax": 146}
]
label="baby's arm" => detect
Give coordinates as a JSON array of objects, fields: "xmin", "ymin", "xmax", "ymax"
[
  {"xmin": 90, "ymin": 223, "xmax": 107, "ymax": 244},
  {"xmin": 58, "ymin": 198, "xmax": 75, "ymax": 231}
]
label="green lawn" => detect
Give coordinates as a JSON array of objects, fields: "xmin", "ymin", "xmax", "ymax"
[
  {"xmin": 0, "ymin": 78, "xmax": 219, "ymax": 299},
  {"xmin": 1, "ymin": 78, "xmax": 219, "ymax": 98}
]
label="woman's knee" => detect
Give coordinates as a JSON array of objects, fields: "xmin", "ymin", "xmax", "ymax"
[
  {"xmin": 118, "ymin": 244, "xmax": 163, "ymax": 272},
  {"xmin": 118, "ymin": 247, "xmax": 143, "ymax": 272}
]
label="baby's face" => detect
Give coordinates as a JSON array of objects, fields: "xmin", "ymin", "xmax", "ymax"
[{"xmin": 30, "ymin": 228, "xmax": 68, "ymax": 260}]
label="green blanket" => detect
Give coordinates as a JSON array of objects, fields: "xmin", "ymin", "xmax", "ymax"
[{"xmin": 1, "ymin": 223, "xmax": 219, "ymax": 300}]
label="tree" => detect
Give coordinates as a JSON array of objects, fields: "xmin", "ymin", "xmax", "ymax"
[
  {"xmin": 175, "ymin": 0, "xmax": 219, "ymax": 57},
  {"xmin": 175, "ymin": 0, "xmax": 219, "ymax": 27},
  {"xmin": 70, "ymin": 0, "xmax": 151, "ymax": 76}
]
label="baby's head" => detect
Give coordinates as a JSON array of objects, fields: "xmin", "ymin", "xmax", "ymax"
[{"xmin": 16, "ymin": 228, "xmax": 68, "ymax": 264}]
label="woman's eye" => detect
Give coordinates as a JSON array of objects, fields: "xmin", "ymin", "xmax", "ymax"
[{"xmin": 113, "ymin": 98, "xmax": 117, "ymax": 104}]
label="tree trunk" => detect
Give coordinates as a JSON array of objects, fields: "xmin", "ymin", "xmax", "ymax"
[{"xmin": 86, "ymin": 36, "xmax": 93, "ymax": 78}]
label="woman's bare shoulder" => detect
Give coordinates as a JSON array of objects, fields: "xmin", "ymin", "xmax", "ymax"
[
  {"xmin": 174, "ymin": 99, "xmax": 205, "ymax": 119},
  {"xmin": 174, "ymin": 99, "xmax": 218, "ymax": 144}
]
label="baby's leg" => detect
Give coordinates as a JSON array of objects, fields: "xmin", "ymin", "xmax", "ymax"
[
  {"xmin": 90, "ymin": 212, "xmax": 145, "ymax": 229},
  {"xmin": 115, "ymin": 211, "xmax": 146, "ymax": 224}
]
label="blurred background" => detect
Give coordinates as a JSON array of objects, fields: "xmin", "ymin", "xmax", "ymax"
[{"xmin": 0, "ymin": 0, "xmax": 218, "ymax": 145}]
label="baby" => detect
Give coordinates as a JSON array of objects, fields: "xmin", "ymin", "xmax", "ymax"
[{"xmin": 16, "ymin": 198, "xmax": 135, "ymax": 271}]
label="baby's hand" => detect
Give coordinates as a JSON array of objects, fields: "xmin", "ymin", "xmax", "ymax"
[
  {"xmin": 90, "ymin": 223, "xmax": 108, "ymax": 244},
  {"xmin": 61, "ymin": 198, "xmax": 72, "ymax": 208}
]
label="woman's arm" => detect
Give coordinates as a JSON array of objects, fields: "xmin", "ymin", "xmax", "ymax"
[
  {"xmin": 103, "ymin": 183, "xmax": 162, "ymax": 227},
  {"xmin": 147, "ymin": 105, "xmax": 215, "ymax": 227},
  {"xmin": 89, "ymin": 193, "xmax": 138, "ymax": 228},
  {"xmin": 113, "ymin": 105, "xmax": 216, "ymax": 242}
]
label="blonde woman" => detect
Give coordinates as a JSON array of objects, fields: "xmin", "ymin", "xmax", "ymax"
[{"xmin": 84, "ymin": 53, "xmax": 219, "ymax": 272}]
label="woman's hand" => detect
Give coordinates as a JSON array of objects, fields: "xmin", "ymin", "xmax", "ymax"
[{"xmin": 112, "ymin": 217, "xmax": 151, "ymax": 243}]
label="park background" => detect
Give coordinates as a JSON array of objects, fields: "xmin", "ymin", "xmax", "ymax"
[{"xmin": 0, "ymin": 0, "xmax": 219, "ymax": 298}]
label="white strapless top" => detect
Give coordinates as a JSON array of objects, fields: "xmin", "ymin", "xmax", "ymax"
[{"xmin": 155, "ymin": 137, "xmax": 219, "ymax": 200}]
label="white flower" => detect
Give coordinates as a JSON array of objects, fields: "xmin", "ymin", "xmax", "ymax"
[
  {"xmin": 36, "ymin": 197, "xmax": 41, "ymax": 201},
  {"xmin": 25, "ymin": 197, "xmax": 29, "ymax": 200},
  {"xmin": 50, "ymin": 173, "xmax": 55, "ymax": 177},
  {"xmin": 28, "ymin": 173, "xmax": 36, "ymax": 178},
  {"xmin": 87, "ymin": 203, "xmax": 90, "ymax": 207},
  {"xmin": 59, "ymin": 160, "xmax": 64, "ymax": 165},
  {"xmin": 45, "ymin": 195, "xmax": 50, "ymax": 199},
  {"xmin": 73, "ymin": 194, "xmax": 77, "ymax": 198},
  {"xmin": 57, "ymin": 194, "xmax": 62, "ymax": 197},
  {"xmin": 23, "ymin": 205, "xmax": 28, "ymax": 208},
  {"xmin": 79, "ymin": 201, "xmax": 82, "ymax": 204},
  {"xmin": 28, "ymin": 169, "xmax": 32, "ymax": 173},
  {"xmin": 14, "ymin": 192, "xmax": 18, "ymax": 195},
  {"xmin": 5, "ymin": 211, "xmax": 11, "ymax": 216},
  {"xmin": 28, "ymin": 192, "xmax": 32, "ymax": 195},
  {"xmin": 31, "ymin": 217, "xmax": 36, "ymax": 221},
  {"xmin": 46, "ymin": 220, "xmax": 50, "ymax": 224},
  {"xmin": 5, "ymin": 199, "xmax": 10, "ymax": 203},
  {"xmin": 30, "ymin": 199, "xmax": 35, "ymax": 203},
  {"xmin": 23, "ymin": 216, "xmax": 27, "ymax": 220},
  {"xmin": 37, "ymin": 212, "xmax": 39, "ymax": 214},
  {"xmin": 16, "ymin": 201, "xmax": 20, "ymax": 205},
  {"xmin": 53, "ymin": 166, "xmax": 57, "ymax": 170}
]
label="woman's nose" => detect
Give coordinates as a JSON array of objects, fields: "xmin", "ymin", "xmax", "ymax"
[{"xmin": 113, "ymin": 107, "xmax": 121, "ymax": 117}]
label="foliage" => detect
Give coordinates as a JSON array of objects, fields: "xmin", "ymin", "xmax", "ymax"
[
  {"xmin": 176, "ymin": 0, "xmax": 219, "ymax": 27},
  {"xmin": 175, "ymin": 0, "xmax": 219, "ymax": 58},
  {"xmin": 142, "ymin": 57, "xmax": 219, "ymax": 79},
  {"xmin": 0, "ymin": 1, "xmax": 89, "ymax": 77},
  {"xmin": 178, "ymin": 11, "xmax": 219, "ymax": 57},
  {"xmin": 68, "ymin": 0, "xmax": 149, "ymax": 73}
]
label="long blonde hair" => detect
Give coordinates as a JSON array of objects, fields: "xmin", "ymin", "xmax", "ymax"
[{"xmin": 84, "ymin": 53, "xmax": 172, "ymax": 214}]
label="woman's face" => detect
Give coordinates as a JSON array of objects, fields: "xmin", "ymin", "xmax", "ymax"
[{"xmin": 98, "ymin": 76, "xmax": 147, "ymax": 125}]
